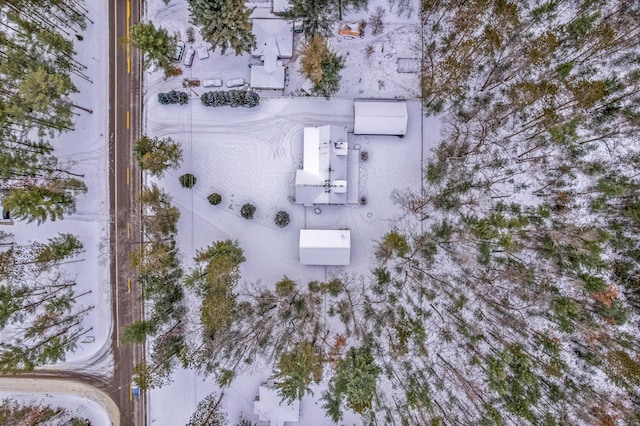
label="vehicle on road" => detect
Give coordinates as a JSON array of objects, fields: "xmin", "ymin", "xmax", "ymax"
[
  {"xmin": 203, "ymin": 79, "xmax": 223, "ymax": 87},
  {"xmin": 183, "ymin": 48, "xmax": 195, "ymax": 67},
  {"xmin": 131, "ymin": 381, "xmax": 140, "ymax": 399},
  {"xmin": 226, "ymin": 78, "xmax": 245, "ymax": 88},
  {"xmin": 174, "ymin": 41, "xmax": 185, "ymax": 62}
]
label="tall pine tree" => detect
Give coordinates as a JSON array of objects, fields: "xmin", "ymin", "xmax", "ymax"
[{"xmin": 187, "ymin": 0, "xmax": 255, "ymax": 55}]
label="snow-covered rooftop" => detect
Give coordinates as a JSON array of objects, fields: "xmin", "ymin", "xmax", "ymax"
[
  {"xmin": 299, "ymin": 229, "xmax": 351, "ymax": 266},
  {"xmin": 354, "ymin": 100, "xmax": 408, "ymax": 136},
  {"xmin": 295, "ymin": 126, "xmax": 349, "ymax": 206},
  {"xmin": 252, "ymin": 19, "xmax": 293, "ymax": 59},
  {"xmin": 251, "ymin": 65, "xmax": 286, "ymax": 89}
]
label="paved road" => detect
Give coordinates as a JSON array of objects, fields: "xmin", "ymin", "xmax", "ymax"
[{"xmin": 108, "ymin": 0, "xmax": 144, "ymax": 425}]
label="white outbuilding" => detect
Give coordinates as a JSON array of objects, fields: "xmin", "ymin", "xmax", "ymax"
[
  {"xmin": 299, "ymin": 229, "xmax": 351, "ymax": 266},
  {"xmin": 353, "ymin": 99, "xmax": 408, "ymax": 136}
]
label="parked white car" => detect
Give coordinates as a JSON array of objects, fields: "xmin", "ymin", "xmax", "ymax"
[
  {"xmin": 183, "ymin": 48, "xmax": 195, "ymax": 67},
  {"xmin": 226, "ymin": 78, "xmax": 245, "ymax": 88},
  {"xmin": 203, "ymin": 79, "xmax": 223, "ymax": 88},
  {"xmin": 173, "ymin": 41, "xmax": 185, "ymax": 62}
]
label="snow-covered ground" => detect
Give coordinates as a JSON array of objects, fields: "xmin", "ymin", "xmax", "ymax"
[
  {"xmin": 144, "ymin": 1, "xmax": 436, "ymax": 423},
  {"xmin": 8, "ymin": 1, "xmax": 112, "ymax": 371},
  {"xmin": 0, "ymin": 378, "xmax": 117, "ymax": 425}
]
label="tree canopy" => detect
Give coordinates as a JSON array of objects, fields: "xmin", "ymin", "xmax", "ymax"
[
  {"xmin": 129, "ymin": 21, "xmax": 177, "ymax": 75},
  {"xmin": 299, "ymin": 34, "xmax": 344, "ymax": 98},
  {"xmin": 187, "ymin": 0, "xmax": 255, "ymax": 55},
  {"xmin": 133, "ymin": 135, "xmax": 182, "ymax": 177}
]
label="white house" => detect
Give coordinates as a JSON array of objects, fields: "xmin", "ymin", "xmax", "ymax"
[
  {"xmin": 295, "ymin": 125, "xmax": 349, "ymax": 206},
  {"xmin": 252, "ymin": 19, "xmax": 293, "ymax": 59},
  {"xmin": 253, "ymin": 383, "xmax": 300, "ymax": 426},
  {"xmin": 353, "ymin": 100, "xmax": 408, "ymax": 136},
  {"xmin": 251, "ymin": 19, "xmax": 293, "ymax": 90},
  {"xmin": 299, "ymin": 229, "xmax": 351, "ymax": 266}
]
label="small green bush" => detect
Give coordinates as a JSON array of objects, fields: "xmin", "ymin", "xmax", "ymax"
[
  {"xmin": 241, "ymin": 203, "xmax": 256, "ymax": 219},
  {"xmin": 179, "ymin": 173, "xmax": 197, "ymax": 188},
  {"xmin": 274, "ymin": 211, "xmax": 290, "ymax": 228},
  {"xmin": 208, "ymin": 193, "xmax": 222, "ymax": 205}
]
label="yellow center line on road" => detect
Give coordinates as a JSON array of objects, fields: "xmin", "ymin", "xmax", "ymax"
[{"xmin": 126, "ymin": 110, "xmax": 130, "ymax": 129}]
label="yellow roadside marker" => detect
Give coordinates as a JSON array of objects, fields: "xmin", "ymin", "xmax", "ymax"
[
  {"xmin": 126, "ymin": 110, "xmax": 130, "ymax": 129},
  {"xmin": 127, "ymin": 222, "xmax": 131, "ymax": 238},
  {"xmin": 128, "ymin": 277, "xmax": 131, "ymax": 293},
  {"xmin": 126, "ymin": 167, "xmax": 130, "ymax": 185}
]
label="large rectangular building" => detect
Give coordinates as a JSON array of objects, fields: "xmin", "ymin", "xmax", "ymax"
[
  {"xmin": 354, "ymin": 100, "xmax": 408, "ymax": 136},
  {"xmin": 299, "ymin": 229, "xmax": 351, "ymax": 266}
]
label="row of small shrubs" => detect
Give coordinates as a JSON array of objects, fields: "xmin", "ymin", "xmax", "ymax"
[
  {"xmin": 158, "ymin": 90, "xmax": 189, "ymax": 105},
  {"xmin": 208, "ymin": 195, "xmax": 289, "ymax": 227},
  {"xmin": 200, "ymin": 90, "xmax": 260, "ymax": 108},
  {"xmin": 180, "ymin": 174, "xmax": 289, "ymax": 226}
]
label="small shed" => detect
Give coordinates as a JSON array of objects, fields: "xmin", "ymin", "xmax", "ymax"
[
  {"xmin": 254, "ymin": 384, "xmax": 299, "ymax": 426},
  {"xmin": 353, "ymin": 100, "xmax": 408, "ymax": 136},
  {"xmin": 299, "ymin": 229, "xmax": 351, "ymax": 266}
]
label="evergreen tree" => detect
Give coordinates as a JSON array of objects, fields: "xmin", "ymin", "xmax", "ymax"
[
  {"xmin": 322, "ymin": 345, "xmax": 381, "ymax": 419},
  {"xmin": 187, "ymin": 0, "xmax": 256, "ymax": 55},
  {"xmin": 273, "ymin": 341, "xmax": 323, "ymax": 402},
  {"xmin": 133, "ymin": 135, "xmax": 183, "ymax": 177},
  {"xmin": 208, "ymin": 193, "xmax": 222, "ymax": 205},
  {"xmin": 299, "ymin": 35, "xmax": 344, "ymax": 98},
  {"xmin": 187, "ymin": 240, "xmax": 245, "ymax": 334},
  {"xmin": 274, "ymin": 211, "xmax": 290, "ymax": 228},
  {"xmin": 35, "ymin": 233, "xmax": 83, "ymax": 264},
  {"xmin": 240, "ymin": 203, "xmax": 256, "ymax": 219},
  {"xmin": 129, "ymin": 21, "xmax": 177, "ymax": 75},
  {"xmin": 2, "ymin": 178, "xmax": 86, "ymax": 224},
  {"xmin": 179, "ymin": 173, "xmax": 197, "ymax": 188}
]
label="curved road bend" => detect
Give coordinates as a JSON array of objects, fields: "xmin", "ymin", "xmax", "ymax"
[
  {"xmin": 0, "ymin": 378, "xmax": 120, "ymax": 425},
  {"xmin": 109, "ymin": 0, "xmax": 144, "ymax": 425}
]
